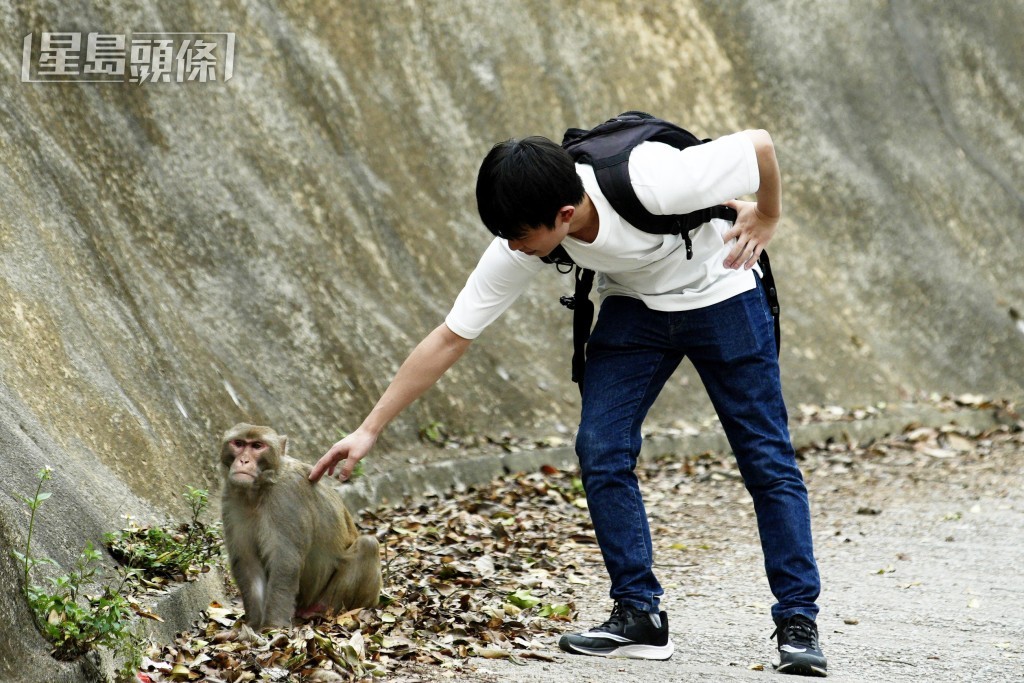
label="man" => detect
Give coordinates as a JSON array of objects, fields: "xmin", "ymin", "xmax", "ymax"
[{"xmin": 311, "ymin": 124, "xmax": 827, "ymax": 677}]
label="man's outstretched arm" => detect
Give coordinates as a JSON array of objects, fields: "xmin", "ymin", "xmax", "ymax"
[{"xmin": 310, "ymin": 322, "xmax": 472, "ymax": 482}]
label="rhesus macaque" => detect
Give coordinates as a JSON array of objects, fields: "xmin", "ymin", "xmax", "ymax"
[{"xmin": 219, "ymin": 423, "xmax": 381, "ymax": 630}]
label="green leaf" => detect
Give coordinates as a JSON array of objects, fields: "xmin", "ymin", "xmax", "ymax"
[
  {"xmin": 506, "ymin": 589, "xmax": 542, "ymax": 609},
  {"xmin": 537, "ymin": 603, "xmax": 572, "ymax": 617}
]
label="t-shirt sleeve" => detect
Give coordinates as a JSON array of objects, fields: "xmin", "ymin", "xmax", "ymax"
[
  {"xmin": 444, "ymin": 237, "xmax": 545, "ymax": 339},
  {"xmin": 628, "ymin": 132, "xmax": 759, "ymax": 216}
]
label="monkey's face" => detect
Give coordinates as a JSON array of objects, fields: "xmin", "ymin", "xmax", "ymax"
[{"xmin": 221, "ymin": 424, "xmax": 283, "ymax": 487}]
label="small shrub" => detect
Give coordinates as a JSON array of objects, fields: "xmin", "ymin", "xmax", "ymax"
[
  {"xmin": 106, "ymin": 486, "xmax": 221, "ymax": 580},
  {"xmin": 12, "ymin": 467, "xmax": 143, "ymax": 678},
  {"xmin": 27, "ymin": 544, "xmax": 137, "ymax": 659}
]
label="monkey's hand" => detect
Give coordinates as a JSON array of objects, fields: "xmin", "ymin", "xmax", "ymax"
[{"xmin": 310, "ymin": 429, "xmax": 377, "ymax": 482}]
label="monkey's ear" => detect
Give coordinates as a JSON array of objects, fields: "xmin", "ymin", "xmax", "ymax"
[{"xmin": 279, "ymin": 435, "xmax": 288, "ymax": 456}]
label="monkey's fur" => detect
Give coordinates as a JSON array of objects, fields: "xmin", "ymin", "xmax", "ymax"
[{"xmin": 219, "ymin": 423, "xmax": 381, "ymax": 629}]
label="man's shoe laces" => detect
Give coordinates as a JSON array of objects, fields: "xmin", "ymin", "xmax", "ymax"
[
  {"xmin": 596, "ymin": 602, "xmax": 632, "ymax": 631},
  {"xmin": 771, "ymin": 615, "xmax": 819, "ymax": 649}
]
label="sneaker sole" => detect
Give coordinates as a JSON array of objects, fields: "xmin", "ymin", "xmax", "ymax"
[
  {"xmin": 559, "ymin": 637, "xmax": 675, "ymax": 661},
  {"xmin": 776, "ymin": 660, "xmax": 828, "ymax": 677}
]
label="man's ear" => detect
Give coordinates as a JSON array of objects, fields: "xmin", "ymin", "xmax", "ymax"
[{"xmin": 558, "ymin": 205, "xmax": 576, "ymax": 223}]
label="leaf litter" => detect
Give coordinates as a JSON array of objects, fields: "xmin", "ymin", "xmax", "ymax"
[{"xmin": 136, "ymin": 400, "xmax": 1022, "ymax": 681}]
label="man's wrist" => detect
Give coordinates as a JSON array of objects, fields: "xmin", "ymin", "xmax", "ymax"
[{"xmin": 355, "ymin": 419, "xmax": 385, "ymax": 441}]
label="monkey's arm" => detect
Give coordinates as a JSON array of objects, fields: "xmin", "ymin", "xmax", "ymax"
[
  {"xmin": 311, "ymin": 323, "xmax": 471, "ymax": 481},
  {"xmin": 222, "ymin": 510, "xmax": 269, "ymax": 629},
  {"xmin": 260, "ymin": 530, "xmax": 308, "ymax": 628},
  {"xmin": 229, "ymin": 551, "xmax": 267, "ymax": 628}
]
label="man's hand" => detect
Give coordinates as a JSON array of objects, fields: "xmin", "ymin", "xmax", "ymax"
[
  {"xmin": 308, "ymin": 323, "xmax": 472, "ymax": 484},
  {"xmin": 721, "ymin": 199, "xmax": 779, "ymax": 270},
  {"xmin": 310, "ymin": 429, "xmax": 377, "ymax": 482}
]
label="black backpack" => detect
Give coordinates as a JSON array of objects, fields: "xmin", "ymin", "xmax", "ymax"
[{"xmin": 543, "ymin": 111, "xmax": 781, "ymax": 392}]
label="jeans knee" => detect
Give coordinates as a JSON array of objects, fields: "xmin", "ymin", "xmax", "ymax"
[
  {"xmin": 734, "ymin": 443, "xmax": 804, "ymax": 491},
  {"xmin": 742, "ymin": 466, "xmax": 806, "ymax": 498},
  {"xmin": 575, "ymin": 424, "xmax": 631, "ymax": 477}
]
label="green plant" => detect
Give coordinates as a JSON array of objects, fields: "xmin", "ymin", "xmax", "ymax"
[
  {"xmin": 27, "ymin": 545, "xmax": 137, "ymax": 659},
  {"xmin": 183, "ymin": 485, "xmax": 207, "ymax": 524},
  {"xmin": 12, "ymin": 467, "xmax": 57, "ymax": 597},
  {"xmin": 419, "ymin": 420, "xmax": 449, "ymax": 447},
  {"xmin": 106, "ymin": 487, "xmax": 221, "ymax": 579},
  {"xmin": 113, "ymin": 631, "xmax": 146, "ymax": 683},
  {"xmin": 12, "ymin": 468, "xmax": 141, "ymax": 668}
]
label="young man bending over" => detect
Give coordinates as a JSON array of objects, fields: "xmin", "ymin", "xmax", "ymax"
[{"xmin": 311, "ymin": 126, "xmax": 827, "ymax": 677}]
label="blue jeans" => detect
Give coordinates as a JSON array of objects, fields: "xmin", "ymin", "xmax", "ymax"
[{"xmin": 575, "ymin": 277, "xmax": 820, "ymax": 623}]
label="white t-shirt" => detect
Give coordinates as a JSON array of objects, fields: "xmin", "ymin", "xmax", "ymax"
[{"xmin": 445, "ymin": 132, "xmax": 760, "ymax": 340}]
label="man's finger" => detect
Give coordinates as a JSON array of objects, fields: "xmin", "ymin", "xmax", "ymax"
[
  {"xmin": 309, "ymin": 461, "xmax": 325, "ymax": 482},
  {"xmin": 338, "ymin": 459, "xmax": 353, "ymax": 482},
  {"xmin": 725, "ymin": 241, "xmax": 745, "ymax": 269},
  {"xmin": 310, "ymin": 449, "xmax": 340, "ymax": 481},
  {"xmin": 744, "ymin": 246, "xmax": 760, "ymax": 270}
]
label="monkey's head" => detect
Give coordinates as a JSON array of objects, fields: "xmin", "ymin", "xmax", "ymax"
[{"xmin": 220, "ymin": 423, "xmax": 286, "ymax": 488}]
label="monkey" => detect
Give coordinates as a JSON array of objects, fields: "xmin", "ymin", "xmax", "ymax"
[{"xmin": 219, "ymin": 423, "xmax": 381, "ymax": 630}]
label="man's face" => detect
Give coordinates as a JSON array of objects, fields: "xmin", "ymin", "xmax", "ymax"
[{"xmin": 506, "ymin": 209, "xmax": 572, "ymax": 257}]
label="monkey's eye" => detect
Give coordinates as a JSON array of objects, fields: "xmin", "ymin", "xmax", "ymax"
[
  {"xmin": 251, "ymin": 441, "xmax": 265, "ymax": 450},
  {"xmin": 231, "ymin": 439, "xmax": 246, "ymax": 449}
]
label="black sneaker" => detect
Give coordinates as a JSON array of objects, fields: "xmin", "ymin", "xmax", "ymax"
[
  {"xmin": 558, "ymin": 602, "xmax": 674, "ymax": 660},
  {"xmin": 772, "ymin": 614, "xmax": 828, "ymax": 677}
]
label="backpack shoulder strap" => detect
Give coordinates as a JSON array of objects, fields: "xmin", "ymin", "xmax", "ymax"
[{"xmin": 562, "ymin": 112, "xmax": 735, "ymax": 235}]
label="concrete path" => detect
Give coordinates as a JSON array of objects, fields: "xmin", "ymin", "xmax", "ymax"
[{"xmin": 379, "ymin": 406, "xmax": 1023, "ymax": 682}]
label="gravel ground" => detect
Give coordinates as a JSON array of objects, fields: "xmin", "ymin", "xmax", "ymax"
[{"xmin": 391, "ymin": 422, "xmax": 1024, "ymax": 682}]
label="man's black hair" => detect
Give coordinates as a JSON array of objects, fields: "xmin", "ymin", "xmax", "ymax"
[{"xmin": 475, "ymin": 136, "xmax": 585, "ymax": 240}]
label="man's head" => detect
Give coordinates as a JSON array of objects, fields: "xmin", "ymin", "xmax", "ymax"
[{"xmin": 475, "ymin": 136, "xmax": 584, "ymax": 242}]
